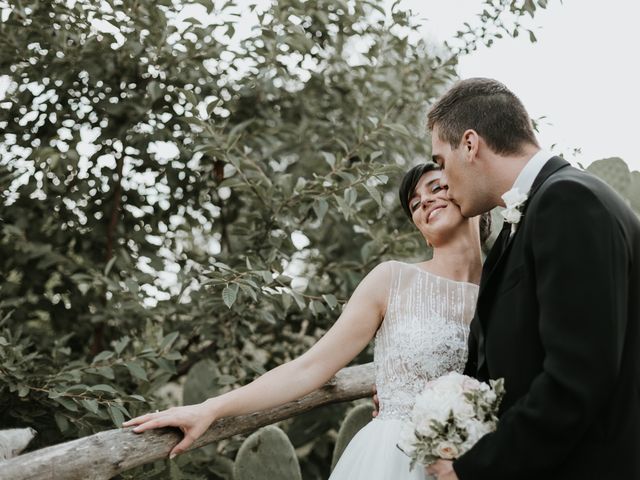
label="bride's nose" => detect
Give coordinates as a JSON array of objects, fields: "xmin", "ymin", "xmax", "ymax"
[{"xmin": 421, "ymin": 195, "xmax": 435, "ymax": 209}]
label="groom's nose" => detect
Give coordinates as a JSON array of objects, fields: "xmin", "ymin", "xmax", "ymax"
[{"xmin": 439, "ymin": 173, "xmax": 450, "ymax": 192}]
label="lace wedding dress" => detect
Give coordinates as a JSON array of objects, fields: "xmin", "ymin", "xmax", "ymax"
[{"xmin": 330, "ymin": 261, "xmax": 479, "ymax": 479}]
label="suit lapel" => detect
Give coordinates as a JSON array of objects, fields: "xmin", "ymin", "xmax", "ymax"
[
  {"xmin": 474, "ymin": 156, "xmax": 570, "ymax": 376},
  {"xmin": 478, "ymin": 156, "xmax": 569, "ymax": 301}
]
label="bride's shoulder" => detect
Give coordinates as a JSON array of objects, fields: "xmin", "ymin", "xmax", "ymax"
[
  {"xmin": 360, "ymin": 260, "xmax": 396, "ymax": 285},
  {"xmin": 364, "ymin": 260, "xmax": 411, "ymax": 284}
]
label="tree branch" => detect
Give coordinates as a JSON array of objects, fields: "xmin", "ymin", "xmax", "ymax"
[{"xmin": 0, "ymin": 363, "xmax": 375, "ymax": 480}]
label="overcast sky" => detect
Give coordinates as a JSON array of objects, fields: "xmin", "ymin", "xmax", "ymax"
[{"xmin": 401, "ymin": 0, "xmax": 640, "ymax": 171}]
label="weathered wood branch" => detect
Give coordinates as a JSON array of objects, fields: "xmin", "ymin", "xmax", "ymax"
[{"xmin": 0, "ymin": 363, "xmax": 375, "ymax": 480}]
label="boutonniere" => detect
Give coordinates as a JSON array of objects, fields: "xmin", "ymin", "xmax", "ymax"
[{"xmin": 501, "ymin": 187, "xmax": 528, "ymax": 233}]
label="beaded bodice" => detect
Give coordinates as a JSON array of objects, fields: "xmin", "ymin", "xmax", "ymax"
[{"xmin": 374, "ymin": 261, "xmax": 479, "ymax": 420}]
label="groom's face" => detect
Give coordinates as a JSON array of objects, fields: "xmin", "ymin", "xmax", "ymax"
[{"xmin": 431, "ymin": 127, "xmax": 476, "ymax": 217}]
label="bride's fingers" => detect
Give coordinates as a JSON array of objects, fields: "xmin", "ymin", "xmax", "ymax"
[
  {"xmin": 123, "ymin": 411, "xmax": 162, "ymax": 426},
  {"xmin": 132, "ymin": 416, "xmax": 183, "ymax": 433},
  {"xmin": 169, "ymin": 433, "xmax": 196, "ymax": 459}
]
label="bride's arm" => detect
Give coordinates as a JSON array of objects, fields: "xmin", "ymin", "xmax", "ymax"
[{"xmin": 123, "ymin": 261, "xmax": 392, "ymax": 457}]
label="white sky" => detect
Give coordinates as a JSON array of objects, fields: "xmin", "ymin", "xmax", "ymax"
[{"xmin": 400, "ymin": 0, "xmax": 640, "ymax": 172}]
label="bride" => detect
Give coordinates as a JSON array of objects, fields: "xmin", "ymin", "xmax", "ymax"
[{"xmin": 124, "ymin": 163, "xmax": 487, "ymax": 479}]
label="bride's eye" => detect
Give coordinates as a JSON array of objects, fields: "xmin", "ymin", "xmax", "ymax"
[
  {"xmin": 410, "ymin": 199, "xmax": 421, "ymax": 212},
  {"xmin": 431, "ymin": 184, "xmax": 442, "ymax": 193}
]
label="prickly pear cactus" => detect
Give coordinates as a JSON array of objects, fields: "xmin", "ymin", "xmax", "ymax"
[
  {"xmin": 629, "ymin": 171, "xmax": 640, "ymax": 215},
  {"xmin": 586, "ymin": 157, "xmax": 631, "ymax": 197},
  {"xmin": 234, "ymin": 425, "xmax": 302, "ymax": 480},
  {"xmin": 182, "ymin": 359, "xmax": 221, "ymax": 406},
  {"xmin": 331, "ymin": 403, "xmax": 372, "ymax": 470}
]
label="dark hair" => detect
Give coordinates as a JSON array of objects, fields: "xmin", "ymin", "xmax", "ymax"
[
  {"xmin": 427, "ymin": 77, "xmax": 539, "ymax": 155},
  {"xmin": 399, "ymin": 163, "xmax": 440, "ymax": 219},
  {"xmin": 399, "ymin": 163, "xmax": 492, "ymax": 245}
]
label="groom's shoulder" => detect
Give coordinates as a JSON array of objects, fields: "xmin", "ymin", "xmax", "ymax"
[
  {"xmin": 537, "ymin": 164, "xmax": 621, "ymax": 203},
  {"xmin": 534, "ymin": 164, "xmax": 638, "ymax": 226}
]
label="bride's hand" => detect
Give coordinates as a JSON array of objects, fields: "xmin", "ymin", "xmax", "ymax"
[{"xmin": 123, "ymin": 402, "xmax": 217, "ymax": 458}]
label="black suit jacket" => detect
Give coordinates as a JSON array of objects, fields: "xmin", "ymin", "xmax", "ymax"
[{"xmin": 454, "ymin": 157, "xmax": 640, "ymax": 479}]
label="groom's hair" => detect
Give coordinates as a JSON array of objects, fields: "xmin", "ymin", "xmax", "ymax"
[
  {"xmin": 399, "ymin": 164, "xmax": 492, "ymax": 245},
  {"xmin": 427, "ymin": 78, "xmax": 539, "ymax": 155}
]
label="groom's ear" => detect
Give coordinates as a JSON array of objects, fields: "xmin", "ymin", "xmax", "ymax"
[{"xmin": 461, "ymin": 129, "xmax": 480, "ymax": 161}]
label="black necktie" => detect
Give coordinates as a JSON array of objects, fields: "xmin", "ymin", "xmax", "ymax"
[{"xmin": 496, "ymin": 221, "xmax": 512, "ymax": 255}]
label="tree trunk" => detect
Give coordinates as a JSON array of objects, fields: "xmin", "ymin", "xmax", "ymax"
[{"xmin": 0, "ymin": 363, "xmax": 374, "ymax": 480}]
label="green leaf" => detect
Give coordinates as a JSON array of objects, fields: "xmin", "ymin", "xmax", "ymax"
[
  {"xmin": 54, "ymin": 412, "xmax": 70, "ymax": 433},
  {"xmin": 90, "ymin": 384, "xmax": 118, "ymax": 394},
  {"xmin": 259, "ymin": 270, "xmax": 273, "ymax": 283},
  {"xmin": 222, "ymin": 283, "xmax": 239, "ymax": 308},
  {"xmin": 114, "ymin": 336, "xmax": 130, "ymax": 355},
  {"xmin": 55, "ymin": 397, "xmax": 79, "ymax": 412},
  {"xmin": 281, "ymin": 292, "xmax": 292, "ymax": 311},
  {"xmin": 240, "ymin": 283, "xmax": 258, "ymax": 302},
  {"xmin": 160, "ymin": 331, "xmax": 180, "ymax": 351},
  {"xmin": 93, "ymin": 351, "xmax": 114, "ymax": 363},
  {"xmin": 309, "ymin": 299, "xmax": 326, "ymax": 316},
  {"xmin": 364, "ymin": 184, "xmax": 383, "ymax": 207},
  {"xmin": 290, "ymin": 290, "xmax": 306, "ymax": 310},
  {"xmin": 108, "ymin": 404, "xmax": 125, "ymax": 427},
  {"xmin": 313, "ymin": 199, "xmax": 329, "ymax": 222},
  {"xmin": 95, "ymin": 366, "xmax": 115, "ymax": 379},
  {"xmin": 321, "ymin": 152, "xmax": 336, "ymax": 168},
  {"xmin": 322, "ymin": 294, "xmax": 338, "ymax": 310},
  {"xmin": 126, "ymin": 361, "xmax": 148, "ymax": 382},
  {"xmin": 104, "ymin": 256, "xmax": 117, "ymax": 276},
  {"xmin": 81, "ymin": 398, "xmax": 100, "ymax": 414}
]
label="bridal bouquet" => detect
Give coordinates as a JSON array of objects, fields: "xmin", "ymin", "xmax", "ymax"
[{"xmin": 397, "ymin": 372, "xmax": 505, "ymax": 469}]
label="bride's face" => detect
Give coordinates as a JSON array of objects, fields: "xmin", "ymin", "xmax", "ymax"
[{"xmin": 408, "ymin": 170, "xmax": 467, "ymax": 245}]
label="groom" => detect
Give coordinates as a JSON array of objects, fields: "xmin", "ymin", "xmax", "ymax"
[{"xmin": 425, "ymin": 78, "xmax": 640, "ymax": 479}]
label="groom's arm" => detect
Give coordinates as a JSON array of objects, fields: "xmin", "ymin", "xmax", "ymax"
[{"xmin": 453, "ymin": 179, "xmax": 629, "ymax": 479}]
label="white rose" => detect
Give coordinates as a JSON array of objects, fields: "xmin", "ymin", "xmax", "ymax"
[
  {"xmin": 482, "ymin": 389, "xmax": 497, "ymax": 404},
  {"xmin": 435, "ymin": 441, "xmax": 459, "ymax": 460},
  {"xmin": 451, "ymin": 398, "xmax": 475, "ymax": 422},
  {"xmin": 432, "ymin": 372, "xmax": 465, "ymax": 395},
  {"xmin": 461, "ymin": 375, "xmax": 482, "ymax": 393},
  {"xmin": 501, "ymin": 207, "xmax": 522, "ymax": 224},
  {"xmin": 501, "ymin": 188, "xmax": 528, "ymax": 207},
  {"xmin": 414, "ymin": 399, "xmax": 451, "ymax": 427}
]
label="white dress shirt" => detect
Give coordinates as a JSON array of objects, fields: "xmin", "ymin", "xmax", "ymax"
[
  {"xmin": 506, "ymin": 149, "xmax": 552, "ymax": 235},
  {"xmin": 511, "ymin": 149, "xmax": 553, "ymax": 198}
]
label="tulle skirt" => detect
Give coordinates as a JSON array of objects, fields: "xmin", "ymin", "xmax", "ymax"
[{"xmin": 329, "ymin": 417, "xmax": 433, "ymax": 479}]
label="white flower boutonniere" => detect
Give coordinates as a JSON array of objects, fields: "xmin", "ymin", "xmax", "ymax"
[{"xmin": 501, "ymin": 187, "xmax": 528, "ymax": 233}]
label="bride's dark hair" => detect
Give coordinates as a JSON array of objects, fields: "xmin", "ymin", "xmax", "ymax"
[{"xmin": 399, "ymin": 163, "xmax": 492, "ymax": 245}]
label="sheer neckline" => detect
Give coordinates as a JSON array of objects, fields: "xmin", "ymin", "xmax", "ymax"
[{"xmin": 402, "ymin": 262, "xmax": 480, "ymax": 288}]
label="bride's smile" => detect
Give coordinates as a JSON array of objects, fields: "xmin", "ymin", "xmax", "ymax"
[{"xmin": 426, "ymin": 204, "xmax": 447, "ymax": 223}]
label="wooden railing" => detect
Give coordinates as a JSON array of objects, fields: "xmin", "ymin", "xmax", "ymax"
[{"xmin": 0, "ymin": 363, "xmax": 375, "ymax": 480}]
